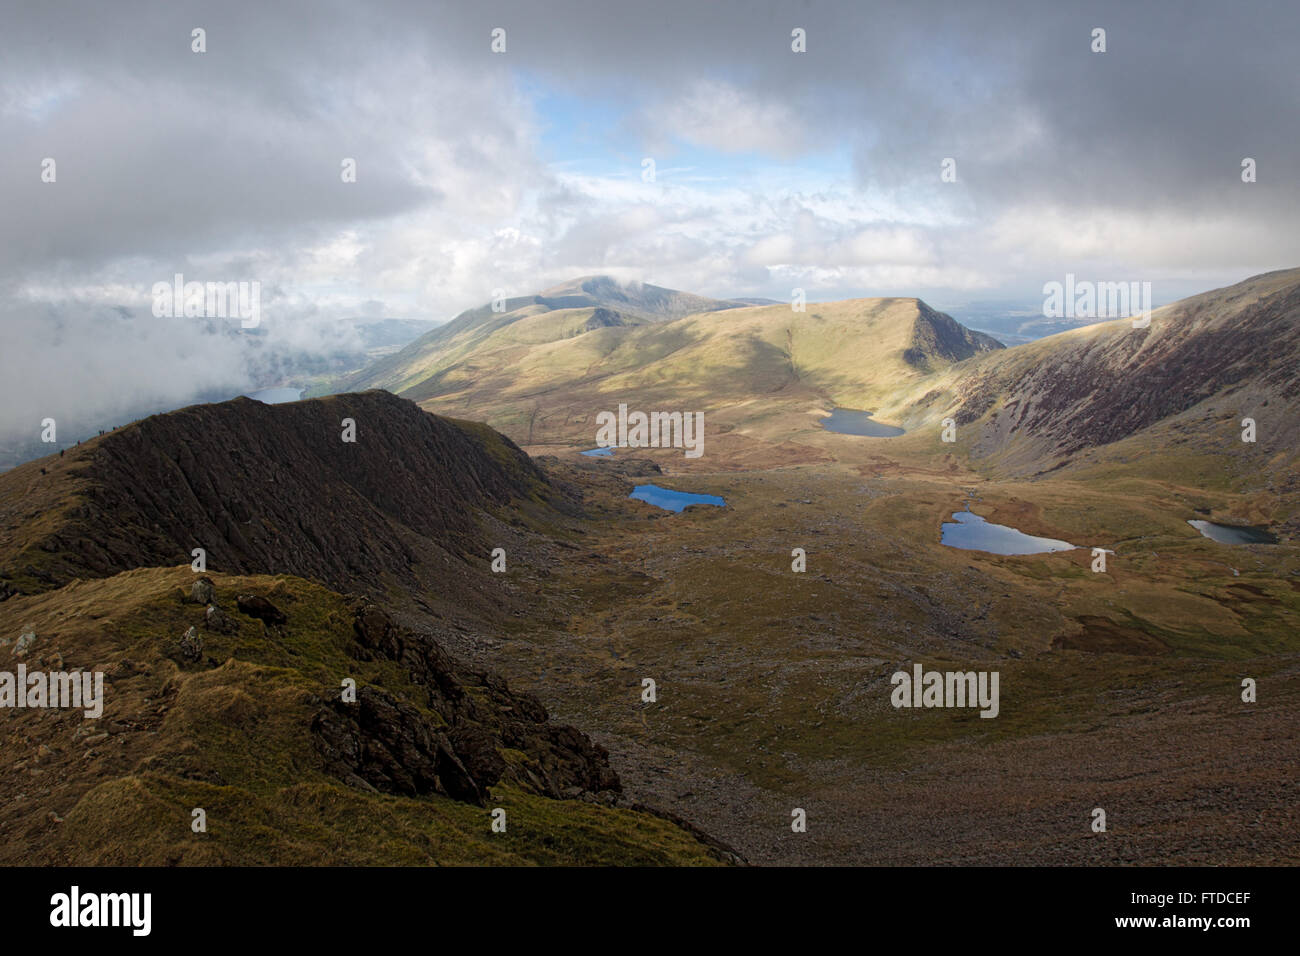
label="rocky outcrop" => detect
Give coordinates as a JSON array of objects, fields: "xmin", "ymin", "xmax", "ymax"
[
  {"xmin": 312, "ymin": 602, "xmax": 621, "ymax": 805},
  {"xmin": 236, "ymin": 593, "xmax": 287, "ymax": 626},
  {"xmin": 173, "ymin": 625, "xmax": 203, "ymax": 663},
  {"xmin": 906, "ymin": 302, "xmax": 1004, "ymax": 370}
]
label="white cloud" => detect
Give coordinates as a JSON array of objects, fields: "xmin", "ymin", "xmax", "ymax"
[
  {"xmin": 648, "ymin": 80, "xmax": 808, "ymax": 157},
  {"xmin": 1, "ymin": 0, "xmax": 1295, "ymax": 456}
]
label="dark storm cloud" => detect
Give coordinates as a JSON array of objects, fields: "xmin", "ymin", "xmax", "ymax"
[
  {"xmin": 5, "ymin": 0, "xmax": 1294, "ymax": 270},
  {"xmin": 429, "ymin": 0, "xmax": 1298, "ymax": 207}
]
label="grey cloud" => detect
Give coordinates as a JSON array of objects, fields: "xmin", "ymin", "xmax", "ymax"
[{"xmin": 1, "ymin": 0, "xmax": 1295, "ymax": 461}]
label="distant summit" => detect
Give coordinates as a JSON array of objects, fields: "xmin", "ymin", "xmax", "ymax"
[
  {"xmin": 333, "ymin": 275, "xmax": 758, "ymax": 397},
  {"xmin": 535, "ymin": 275, "xmax": 756, "ymax": 320},
  {"xmin": 327, "ymin": 279, "xmax": 1005, "ymax": 455}
]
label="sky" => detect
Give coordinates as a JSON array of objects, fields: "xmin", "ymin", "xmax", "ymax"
[{"xmin": 2, "ymin": 0, "xmax": 1297, "ymax": 447}]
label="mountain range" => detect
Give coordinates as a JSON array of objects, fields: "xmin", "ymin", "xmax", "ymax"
[
  {"xmin": 326, "ymin": 270, "xmax": 1299, "ymax": 500},
  {"xmin": 4, "ymin": 269, "xmax": 1297, "ymax": 866}
]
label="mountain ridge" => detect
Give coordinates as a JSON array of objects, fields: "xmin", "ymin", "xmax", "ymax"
[
  {"xmin": 0, "ymin": 390, "xmax": 566, "ymax": 602},
  {"xmin": 334, "ymin": 275, "xmax": 759, "ymax": 397},
  {"xmin": 328, "ymin": 279, "xmax": 1005, "ymax": 459},
  {"xmin": 0, "ymin": 393, "xmax": 737, "ymax": 865},
  {"xmin": 909, "ymin": 267, "xmax": 1300, "ymax": 480}
]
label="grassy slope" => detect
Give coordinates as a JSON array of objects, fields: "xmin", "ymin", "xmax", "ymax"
[
  {"xmin": 897, "ymin": 269, "xmax": 1300, "ymax": 487},
  {"xmin": 0, "ymin": 567, "xmax": 723, "ymax": 866},
  {"xmin": 0, "ymin": 438, "xmax": 98, "ymax": 596},
  {"xmin": 334, "ymin": 275, "xmax": 751, "ymax": 398},
  {"xmin": 355, "ymin": 297, "xmax": 994, "ymax": 456}
]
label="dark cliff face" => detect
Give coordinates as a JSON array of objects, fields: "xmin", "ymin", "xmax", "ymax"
[
  {"xmin": 0, "ymin": 390, "xmax": 563, "ymax": 598},
  {"xmin": 314, "ymin": 600, "xmax": 621, "ymax": 804},
  {"xmin": 581, "ymin": 306, "xmax": 634, "ymax": 332},
  {"xmin": 905, "ymin": 303, "xmax": 1005, "ymax": 371}
]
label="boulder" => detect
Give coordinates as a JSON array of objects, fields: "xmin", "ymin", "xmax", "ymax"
[
  {"xmin": 191, "ymin": 577, "xmax": 216, "ymax": 605},
  {"xmin": 205, "ymin": 603, "xmax": 234, "ymax": 633},
  {"xmin": 311, "ymin": 602, "xmax": 622, "ymax": 806}
]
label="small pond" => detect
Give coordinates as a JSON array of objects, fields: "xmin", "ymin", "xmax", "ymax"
[
  {"xmin": 1187, "ymin": 520, "xmax": 1277, "ymax": 545},
  {"xmin": 630, "ymin": 484, "xmax": 726, "ymax": 513},
  {"xmin": 820, "ymin": 407, "xmax": 905, "ymax": 437},
  {"xmin": 941, "ymin": 508, "xmax": 1077, "ymax": 555}
]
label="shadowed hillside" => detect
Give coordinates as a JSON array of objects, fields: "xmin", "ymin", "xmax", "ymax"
[
  {"xmin": 0, "ymin": 390, "xmax": 566, "ymax": 601},
  {"xmin": 0, "ymin": 394, "xmax": 735, "ymax": 865}
]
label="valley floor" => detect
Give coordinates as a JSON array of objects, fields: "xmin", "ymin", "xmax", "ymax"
[{"xmin": 448, "ymin": 441, "xmax": 1300, "ymax": 865}]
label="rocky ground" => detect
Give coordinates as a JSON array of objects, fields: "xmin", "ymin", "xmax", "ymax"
[
  {"xmin": 3, "ymin": 387, "xmax": 1295, "ymax": 866},
  {"xmin": 443, "ymin": 447, "xmax": 1300, "ymax": 865}
]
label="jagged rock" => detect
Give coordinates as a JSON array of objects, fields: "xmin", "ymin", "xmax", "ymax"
[
  {"xmin": 351, "ymin": 602, "xmax": 461, "ymax": 703},
  {"xmin": 191, "ymin": 577, "xmax": 215, "ymax": 605},
  {"xmin": 446, "ymin": 724, "xmax": 508, "ymax": 789},
  {"xmin": 176, "ymin": 626, "xmax": 203, "ymax": 663},
  {"xmin": 312, "ymin": 686, "xmax": 485, "ymax": 804},
  {"xmin": 312, "ymin": 603, "xmax": 622, "ymax": 806},
  {"xmin": 13, "ymin": 631, "xmax": 36, "ymax": 657},
  {"xmin": 236, "ymin": 594, "xmax": 286, "ymax": 626}
]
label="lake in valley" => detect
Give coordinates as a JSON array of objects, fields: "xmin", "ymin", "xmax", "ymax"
[
  {"xmin": 630, "ymin": 484, "xmax": 726, "ymax": 512},
  {"xmin": 941, "ymin": 508, "xmax": 1078, "ymax": 555},
  {"xmin": 1187, "ymin": 520, "xmax": 1277, "ymax": 544},
  {"xmin": 820, "ymin": 407, "xmax": 905, "ymax": 437}
]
